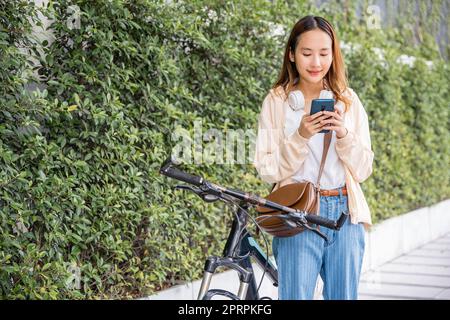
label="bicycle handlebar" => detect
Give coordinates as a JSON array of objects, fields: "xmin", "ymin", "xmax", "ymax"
[
  {"xmin": 159, "ymin": 157, "xmax": 347, "ymax": 231},
  {"xmin": 160, "ymin": 158, "xmax": 204, "ymax": 187},
  {"xmin": 305, "ymin": 214, "xmax": 337, "ymax": 229}
]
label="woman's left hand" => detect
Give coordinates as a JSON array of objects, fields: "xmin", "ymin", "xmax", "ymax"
[{"xmin": 321, "ymin": 109, "xmax": 348, "ymax": 139}]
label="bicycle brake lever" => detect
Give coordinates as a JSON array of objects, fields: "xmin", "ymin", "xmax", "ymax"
[
  {"xmin": 174, "ymin": 184, "xmax": 219, "ymax": 203},
  {"xmin": 297, "ymin": 220, "xmax": 329, "ymax": 243},
  {"xmin": 311, "ymin": 227, "xmax": 328, "ymax": 243},
  {"xmin": 313, "ymin": 229, "xmax": 328, "ymax": 243},
  {"xmin": 284, "ymin": 219, "xmax": 298, "ymax": 229},
  {"xmin": 174, "ymin": 184, "xmax": 200, "ymax": 192},
  {"xmin": 279, "ymin": 214, "xmax": 329, "ymax": 243},
  {"xmin": 277, "ymin": 214, "xmax": 298, "ymax": 229}
]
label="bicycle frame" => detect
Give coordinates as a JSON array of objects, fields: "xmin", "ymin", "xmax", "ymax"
[{"xmin": 197, "ymin": 202, "xmax": 278, "ymax": 300}]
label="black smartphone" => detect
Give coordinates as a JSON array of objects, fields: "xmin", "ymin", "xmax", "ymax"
[{"xmin": 310, "ymin": 98, "xmax": 335, "ymax": 134}]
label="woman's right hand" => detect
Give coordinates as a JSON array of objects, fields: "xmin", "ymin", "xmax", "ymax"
[{"xmin": 298, "ymin": 111, "xmax": 328, "ymax": 139}]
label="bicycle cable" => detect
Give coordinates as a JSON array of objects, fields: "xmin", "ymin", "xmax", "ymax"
[{"xmin": 218, "ymin": 196, "xmax": 271, "ymax": 299}]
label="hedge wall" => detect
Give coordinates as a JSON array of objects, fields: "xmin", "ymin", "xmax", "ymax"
[{"xmin": 0, "ymin": 0, "xmax": 448, "ymax": 299}]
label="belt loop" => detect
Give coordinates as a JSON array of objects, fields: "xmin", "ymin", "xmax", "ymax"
[{"xmin": 338, "ymin": 186, "xmax": 343, "ymax": 199}]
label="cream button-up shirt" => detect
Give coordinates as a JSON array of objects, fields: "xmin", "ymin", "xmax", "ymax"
[{"xmin": 253, "ymin": 86, "xmax": 374, "ymax": 227}]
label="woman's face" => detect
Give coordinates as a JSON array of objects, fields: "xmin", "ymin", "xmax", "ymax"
[{"xmin": 289, "ymin": 29, "xmax": 333, "ymax": 85}]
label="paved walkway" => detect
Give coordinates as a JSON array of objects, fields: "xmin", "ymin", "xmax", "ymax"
[{"xmin": 358, "ymin": 232, "xmax": 450, "ymax": 299}]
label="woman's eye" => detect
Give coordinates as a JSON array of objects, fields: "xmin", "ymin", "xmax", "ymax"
[{"xmin": 302, "ymin": 54, "xmax": 328, "ymax": 57}]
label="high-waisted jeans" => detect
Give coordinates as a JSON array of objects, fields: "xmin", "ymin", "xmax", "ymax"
[{"xmin": 272, "ymin": 188, "xmax": 365, "ymax": 300}]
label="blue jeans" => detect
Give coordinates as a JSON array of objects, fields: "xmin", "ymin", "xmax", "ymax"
[{"xmin": 272, "ymin": 189, "xmax": 365, "ymax": 300}]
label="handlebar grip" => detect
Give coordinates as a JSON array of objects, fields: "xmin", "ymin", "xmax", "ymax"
[
  {"xmin": 160, "ymin": 159, "xmax": 203, "ymax": 187},
  {"xmin": 305, "ymin": 214, "xmax": 336, "ymax": 229},
  {"xmin": 336, "ymin": 211, "xmax": 349, "ymax": 230}
]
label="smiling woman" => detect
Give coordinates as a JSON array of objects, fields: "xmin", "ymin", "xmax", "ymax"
[
  {"xmin": 291, "ymin": 30, "xmax": 333, "ymax": 86},
  {"xmin": 253, "ymin": 15, "xmax": 374, "ymax": 300},
  {"xmin": 274, "ymin": 15, "xmax": 351, "ymax": 111}
]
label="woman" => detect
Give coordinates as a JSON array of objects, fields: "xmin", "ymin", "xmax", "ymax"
[{"xmin": 253, "ymin": 16, "xmax": 374, "ymax": 300}]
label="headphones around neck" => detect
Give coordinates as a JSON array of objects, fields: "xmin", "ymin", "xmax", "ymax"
[{"xmin": 288, "ymin": 89, "xmax": 334, "ymax": 111}]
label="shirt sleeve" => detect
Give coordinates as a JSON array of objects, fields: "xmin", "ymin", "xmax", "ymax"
[
  {"xmin": 253, "ymin": 91, "xmax": 311, "ymax": 184},
  {"xmin": 335, "ymin": 90, "xmax": 374, "ymax": 183}
]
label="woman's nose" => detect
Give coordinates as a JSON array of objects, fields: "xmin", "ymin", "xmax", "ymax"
[{"xmin": 311, "ymin": 55, "xmax": 321, "ymax": 67}]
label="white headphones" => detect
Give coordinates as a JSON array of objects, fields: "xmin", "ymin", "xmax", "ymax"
[{"xmin": 288, "ymin": 89, "xmax": 334, "ymax": 111}]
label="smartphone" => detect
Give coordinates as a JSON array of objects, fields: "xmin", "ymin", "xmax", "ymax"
[{"xmin": 310, "ymin": 98, "xmax": 335, "ymax": 134}]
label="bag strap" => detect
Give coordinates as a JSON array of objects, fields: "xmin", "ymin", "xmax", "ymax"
[
  {"xmin": 316, "ymin": 131, "xmax": 332, "ymax": 190},
  {"xmin": 269, "ymin": 131, "xmax": 332, "ymax": 193}
]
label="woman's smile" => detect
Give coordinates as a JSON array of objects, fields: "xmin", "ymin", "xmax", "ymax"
[{"xmin": 307, "ymin": 70, "xmax": 322, "ymax": 77}]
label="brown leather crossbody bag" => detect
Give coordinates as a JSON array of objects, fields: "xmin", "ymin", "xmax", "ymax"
[{"xmin": 255, "ymin": 132, "xmax": 332, "ymax": 237}]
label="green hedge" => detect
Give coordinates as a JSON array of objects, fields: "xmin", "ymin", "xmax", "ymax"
[{"xmin": 1, "ymin": 0, "xmax": 448, "ymax": 299}]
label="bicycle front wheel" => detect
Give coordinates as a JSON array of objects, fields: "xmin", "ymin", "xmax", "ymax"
[{"xmin": 201, "ymin": 289, "xmax": 240, "ymax": 300}]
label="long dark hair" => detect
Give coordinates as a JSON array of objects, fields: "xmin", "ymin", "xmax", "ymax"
[{"xmin": 273, "ymin": 16, "xmax": 351, "ymax": 111}]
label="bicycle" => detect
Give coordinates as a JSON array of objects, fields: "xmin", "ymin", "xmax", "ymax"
[{"xmin": 160, "ymin": 157, "xmax": 349, "ymax": 300}]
